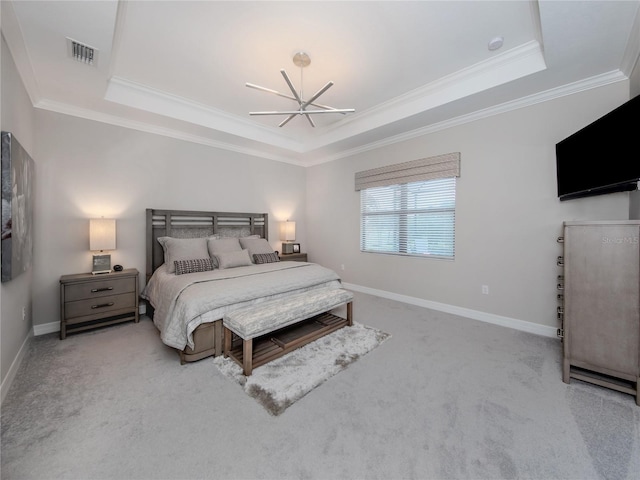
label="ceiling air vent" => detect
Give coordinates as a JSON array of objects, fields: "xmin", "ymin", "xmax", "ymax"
[{"xmin": 66, "ymin": 37, "xmax": 98, "ymax": 66}]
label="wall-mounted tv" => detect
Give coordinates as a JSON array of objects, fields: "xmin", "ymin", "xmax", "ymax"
[{"xmin": 556, "ymin": 94, "xmax": 639, "ymax": 201}]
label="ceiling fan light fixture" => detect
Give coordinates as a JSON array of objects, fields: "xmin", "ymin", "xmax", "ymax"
[{"xmin": 246, "ymin": 52, "xmax": 354, "ymax": 127}]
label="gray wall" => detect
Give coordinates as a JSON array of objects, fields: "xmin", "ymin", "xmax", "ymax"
[
  {"xmin": 306, "ymin": 82, "xmax": 631, "ymax": 330},
  {"xmin": 629, "ymin": 50, "xmax": 640, "ymax": 220},
  {"xmin": 32, "ymin": 110, "xmax": 307, "ymax": 329},
  {"xmin": 1, "ymin": 36, "xmax": 36, "ymax": 392}
]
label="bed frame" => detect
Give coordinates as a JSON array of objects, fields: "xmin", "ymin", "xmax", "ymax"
[{"xmin": 145, "ymin": 208, "xmax": 268, "ymax": 363}]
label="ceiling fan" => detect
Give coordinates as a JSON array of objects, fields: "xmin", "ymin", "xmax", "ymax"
[{"xmin": 246, "ymin": 52, "xmax": 355, "ymax": 128}]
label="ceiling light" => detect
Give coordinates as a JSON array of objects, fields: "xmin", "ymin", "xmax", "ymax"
[
  {"xmin": 246, "ymin": 52, "xmax": 355, "ymax": 128},
  {"xmin": 488, "ymin": 36, "xmax": 504, "ymax": 51}
]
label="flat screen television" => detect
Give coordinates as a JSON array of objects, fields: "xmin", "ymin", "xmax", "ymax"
[{"xmin": 556, "ymin": 94, "xmax": 639, "ymax": 201}]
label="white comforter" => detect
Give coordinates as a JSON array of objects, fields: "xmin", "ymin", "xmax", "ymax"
[{"xmin": 141, "ymin": 262, "xmax": 342, "ymax": 350}]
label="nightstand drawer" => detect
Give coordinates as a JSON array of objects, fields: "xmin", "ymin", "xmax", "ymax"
[
  {"xmin": 64, "ymin": 277, "xmax": 136, "ymax": 301},
  {"xmin": 60, "ymin": 268, "xmax": 140, "ymax": 339},
  {"xmin": 65, "ymin": 292, "xmax": 137, "ymax": 323}
]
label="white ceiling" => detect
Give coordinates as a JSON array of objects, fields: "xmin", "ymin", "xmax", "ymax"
[{"xmin": 2, "ymin": 1, "xmax": 639, "ymax": 166}]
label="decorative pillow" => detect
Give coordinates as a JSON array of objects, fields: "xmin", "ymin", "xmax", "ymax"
[
  {"xmin": 216, "ymin": 249, "xmax": 252, "ymax": 269},
  {"xmin": 207, "ymin": 237, "xmax": 242, "ymax": 267},
  {"xmin": 174, "ymin": 258, "xmax": 214, "ymax": 275},
  {"xmin": 253, "ymin": 252, "xmax": 280, "ymax": 264},
  {"xmin": 158, "ymin": 237, "xmax": 210, "ymax": 274},
  {"xmin": 239, "ymin": 237, "xmax": 275, "ymax": 262}
]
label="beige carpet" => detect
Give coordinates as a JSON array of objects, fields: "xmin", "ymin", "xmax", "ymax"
[
  {"xmin": 213, "ymin": 322, "xmax": 390, "ymax": 415},
  {"xmin": 2, "ymin": 292, "xmax": 639, "ymax": 479}
]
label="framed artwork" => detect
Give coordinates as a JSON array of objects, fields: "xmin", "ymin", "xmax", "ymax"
[
  {"xmin": 292, "ymin": 243, "xmax": 300, "ymax": 253},
  {"xmin": 1, "ymin": 132, "xmax": 35, "ymax": 282}
]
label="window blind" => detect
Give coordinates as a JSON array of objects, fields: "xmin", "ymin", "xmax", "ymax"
[
  {"xmin": 357, "ymin": 152, "xmax": 459, "ymax": 260},
  {"xmin": 355, "ymin": 152, "xmax": 460, "ymax": 191}
]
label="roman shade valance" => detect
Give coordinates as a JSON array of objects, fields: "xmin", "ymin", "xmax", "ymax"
[{"xmin": 355, "ymin": 152, "xmax": 460, "ymax": 191}]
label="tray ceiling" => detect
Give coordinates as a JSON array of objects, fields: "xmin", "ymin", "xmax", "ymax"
[{"xmin": 2, "ymin": 1, "xmax": 639, "ymax": 165}]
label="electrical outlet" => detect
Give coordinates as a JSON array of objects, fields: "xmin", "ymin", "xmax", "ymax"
[
  {"xmin": 22, "ymin": 306, "xmax": 27, "ymax": 321},
  {"xmin": 482, "ymin": 285, "xmax": 489, "ymax": 295}
]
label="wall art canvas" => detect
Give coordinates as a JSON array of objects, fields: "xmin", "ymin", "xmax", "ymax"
[{"xmin": 1, "ymin": 132, "xmax": 35, "ymax": 282}]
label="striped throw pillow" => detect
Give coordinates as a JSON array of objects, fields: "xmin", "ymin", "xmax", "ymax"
[
  {"xmin": 253, "ymin": 252, "xmax": 280, "ymax": 264},
  {"xmin": 174, "ymin": 258, "xmax": 214, "ymax": 275}
]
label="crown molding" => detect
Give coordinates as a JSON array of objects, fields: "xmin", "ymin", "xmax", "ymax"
[
  {"xmin": 34, "ymin": 98, "xmax": 304, "ymax": 166},
  {"xmin": 104, "ymin": 76, "xmax": 306, "ymax": 153},
  {"xmin": 308, "ymin": 70, "xmax": 628, "ymax": 166},
  {"xmin": 1, "ymin": 0, "xmax": 42, "ymax": 106},
  {"xmin": 306, "ymin": 40, "xmax": 547, "ymax": 151}
]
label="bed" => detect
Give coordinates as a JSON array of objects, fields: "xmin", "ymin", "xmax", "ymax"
[{"xmin": 142, "ymin": 208, "xmax": 344, "ymax": 364}]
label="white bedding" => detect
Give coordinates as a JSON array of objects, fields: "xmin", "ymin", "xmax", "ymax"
[{"xmin": 141, "ymin": 262, "xmax": 342, "ymax": 350}]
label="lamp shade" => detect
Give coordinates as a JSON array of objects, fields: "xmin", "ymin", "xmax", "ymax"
[
  {"xmin": 279, "ymin": 221, "xmax": 296, "ymax": 241},
  {"xmin": 90, "ymin": 218, "xmax": 116, "ymax": 251}
]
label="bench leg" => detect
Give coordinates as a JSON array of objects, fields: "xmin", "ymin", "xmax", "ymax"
[
  {"xmin": 347, "ymin": 301, "xmax": 353, "ymax": 326},
  {"xmin": 243, "ymin": 338, "xmax": 253, "ymax": 376},
  {"xmin": 223, "ymin": 326, "xmax": 232, "ymax": 358},
  {"xmin": 214, "ymin": 320, "xmax": 223, "ymax": 357}
]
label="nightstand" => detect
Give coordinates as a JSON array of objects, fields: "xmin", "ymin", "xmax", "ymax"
[
  {"xmin": 59, "ymin": 268, "xmax": 139, "ymax": 339},
  {"xmin": 279, "ymin": 253, "xmax": 308, "ymax": 262}
]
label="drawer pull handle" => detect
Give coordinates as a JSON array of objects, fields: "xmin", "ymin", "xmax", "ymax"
[
  {"xmin": 557, "ymin": 236, "xmax": 564, "ymax": 243},
  {"xmin": 91, "ymin": 287, "xmax": 114, "ymax": 293},
  {"xmin": 91, "ymin": 302, "xmax": 114, "ymax": 309},
  {"xmin": 557, "ymin": 256, "xmax": 564, "ymax": 267}
]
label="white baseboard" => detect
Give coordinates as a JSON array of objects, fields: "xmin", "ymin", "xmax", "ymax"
[
  {"xmin": 34, "ymin": 303, "xmax": 147, "ymax": 336},
  {"xmin": 343, "ymin": 282, "xmax": 558, "ymax": 338},
  {"xmin": 33, "ymin": 321, "xmax": 60, "ymax": 336},
  {"xmin": 1, "ymin": 331, "xmax": 33, "ymax": 405},
  {"xmin": 34, "ymin": 288, "xmax": 556, "ymax": 338}
]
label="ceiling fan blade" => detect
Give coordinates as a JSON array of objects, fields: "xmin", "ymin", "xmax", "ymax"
[
  {"xmin": 280, "ymin": 70, "xmax": 303, "ymax": 106},
  {"xmin": 246, "ymin": 83, "xmax": 298, "ymax": 102},
  {"xmin": 301, "ymin": 81, "xmax": 334, "ymax": 109},
  {"xmin": 247, "ymin": 82, "xmax": 343, "ymax": 112},
  {"xmin": 249, "ymin": 109, "xmax": 355, "ymax": 116},
  {"xmin": 305, "ymin": 114, "xmax": 316, "ymax": 127},
  {"xmin": 278, "ymin": 114, "xmax": 297, "ymax": 128}
]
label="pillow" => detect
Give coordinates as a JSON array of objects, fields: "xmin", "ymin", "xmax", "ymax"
[
  {"xmin": 158, "ymin": 237, "xmax": 210, "ymax": 274},
  {"xmin": 239, "ymin": 237, "xmax": 275, "ymax": 262},
  {"xmin": 253, "ymin": 252, "xmax": 280, "ymax": 264},
  {"xmin": 215, "ymin": 249, "xmax": 252, "ymax": 269},
  {"xmin": 174, "ymin": 258, "xmax": 214, "ymax": 275},
  {"xmin": 207, "ymin": 237, "xmax": 242, "ymax": 267}
]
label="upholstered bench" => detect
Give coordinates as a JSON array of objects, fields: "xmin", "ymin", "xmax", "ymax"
[{"xmin": 223, "ymin": 288, "xmax": 353, "ymax": 375}]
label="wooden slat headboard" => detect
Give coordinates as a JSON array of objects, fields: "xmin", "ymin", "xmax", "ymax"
[{"xmin": 146, "ymin": 209, "xmax": 268, "ymax": 282}]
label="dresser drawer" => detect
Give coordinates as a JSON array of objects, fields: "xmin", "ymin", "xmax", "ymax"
[
  {"xmin": 65, "ymin": 292, "xmax": 136, "ymax": 323},
  {"xmin": 64, "ymin": 277, "xmax": 135, "ymax": 301}
]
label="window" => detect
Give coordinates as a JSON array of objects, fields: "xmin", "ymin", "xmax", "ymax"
[
  {"xmin": 356, "ymin": 152, "xmax": 459, "ymax": 260},
  {"xmin": 360, "ymin": 177, "xmax": 456, "ymax": 259}
]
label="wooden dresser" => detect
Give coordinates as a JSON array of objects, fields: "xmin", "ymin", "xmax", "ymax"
[
  {"xmin": 558, "ymin": 221, "xmax": 639, "ymax": 405},
  {"xmin": 59, "ymin": 268, "xmax": 139, "ymax": 339}
]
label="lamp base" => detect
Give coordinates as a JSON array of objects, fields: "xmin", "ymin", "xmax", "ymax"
[
  {"xmin": 281, "ymin": 243, "xmax": 300, "ymax": 254},
  {"xmin": 281, "ymin": 243, "xmax": 294, "ymax": 254},
  {"xmin": 92, "ymin": 254, "xmax": 112, "ymax": 275}
]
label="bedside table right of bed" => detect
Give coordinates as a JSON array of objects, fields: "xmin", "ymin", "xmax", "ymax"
[{"xmin": 279, "ymin": 253, "xmax": 308, "ymax": 262}]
